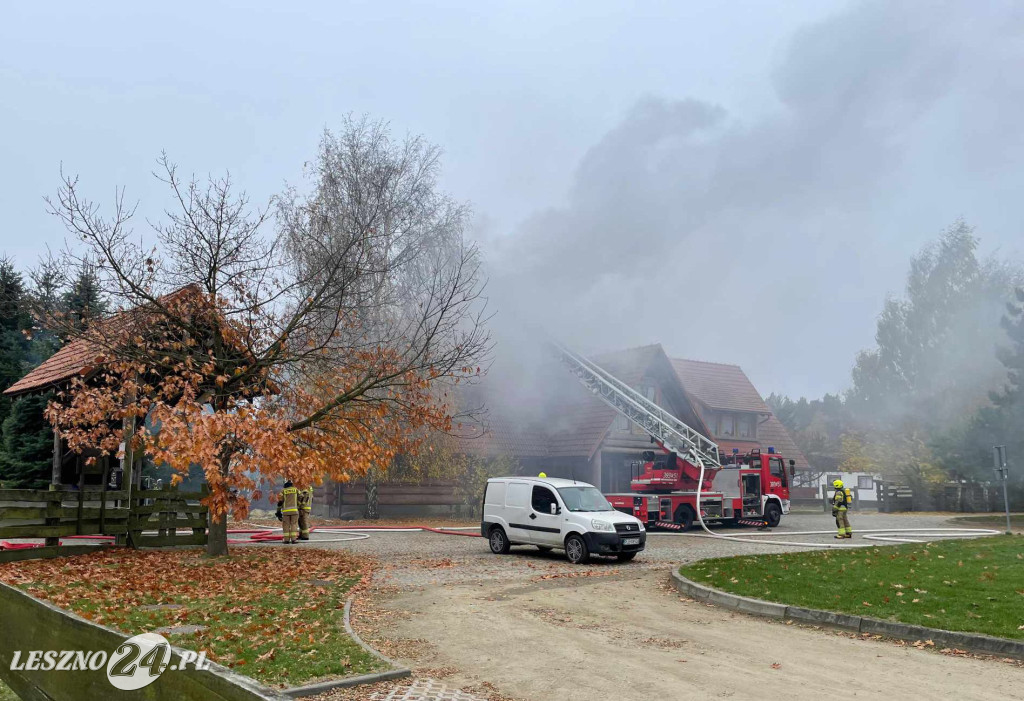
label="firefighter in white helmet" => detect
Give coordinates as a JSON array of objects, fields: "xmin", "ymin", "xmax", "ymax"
[{"xmin": 831, "ymin": 479, "xmax": 853, "ymax": 539}]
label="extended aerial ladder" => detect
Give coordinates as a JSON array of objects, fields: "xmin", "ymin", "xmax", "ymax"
[{"xmin": 551, "ymin": 342, "xmax": 722, "ymax": 489}]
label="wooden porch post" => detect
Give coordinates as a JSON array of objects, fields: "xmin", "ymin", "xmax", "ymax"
[
  {"xmin": 117, "ymin": 410, "xmax": 137, "ymax": 546},
  {"xmin": 51, "ymin": 429, "xmax": 62, "ymax": 486},
  {"xmin": 44, "ymin": 431, "xmax": 64, "ymax": 546}
]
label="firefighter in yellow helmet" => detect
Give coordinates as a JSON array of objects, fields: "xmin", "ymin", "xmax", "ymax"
[
  {"xmin": 298, "ymin": 486, "xmax": 313, "ymax": 541},
  {"xmin": 278, "ymin": 480, "xmax": 300, "ymax": 544},
  {"xmin": 538, "ymin": 472, "xmax": 547, "ymax": 478},
  {"xmin": 831, "ymin": 479, "xmax": 853, "ymax": 539}
]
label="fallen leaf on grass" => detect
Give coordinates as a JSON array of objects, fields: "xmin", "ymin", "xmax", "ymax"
[{"xmin": 771, "ymin": 662, "xmax": 782, "ymax": 669}]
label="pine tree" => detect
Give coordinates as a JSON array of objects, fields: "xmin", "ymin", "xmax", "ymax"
[
  {"xmin": 62, "ymin": 262, "xmax": 107, "ymax": 333},
  {"xmin": 0, "ymin": 393, "xmax": 54, "ymax": 488},
  {"xmin": 0, "ymin": 257, "xmax": 31, "ymax": 425},
  {"xmin": 946, "ymin": 287, "xmax": 1024, "ymax": 502}
]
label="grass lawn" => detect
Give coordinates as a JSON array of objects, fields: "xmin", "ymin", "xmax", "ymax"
[
  {"xmin": 0, "ymin": 679, "xmax": 17, "ymax": 701},
  {"xmin": 0, "ymin": 548, "xmax": 383, "ymax": 688},
  {"xmin": 680, "ymin": 535, "xmax": 1024, "ymax": 640}
]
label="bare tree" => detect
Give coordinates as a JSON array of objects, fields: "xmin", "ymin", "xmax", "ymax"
[{"xmin": 41, "ymin": 120, "xmax": 490, "ymax": 555}]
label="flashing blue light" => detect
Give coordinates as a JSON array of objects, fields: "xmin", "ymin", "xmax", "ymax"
[{"xmin": 767, "ymin": 446, "xmax": 776, "ymax": 454}]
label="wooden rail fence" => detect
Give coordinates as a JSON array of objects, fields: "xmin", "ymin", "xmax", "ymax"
[
  {"xmin": 0, "ymin": 488, "xmax": 129, "ymax": 541},
  {"xmin": 128, "ymin": 485, "xmax": 209, "ymax": 548},
  {"xmin": 0, "ymin": 484, "xmax": 209, "ymax": 550}
]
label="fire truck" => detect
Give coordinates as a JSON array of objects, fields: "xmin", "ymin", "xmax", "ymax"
[{"xmin": 554, "ymin": 343, "xmax": 794, "ymax": 531}]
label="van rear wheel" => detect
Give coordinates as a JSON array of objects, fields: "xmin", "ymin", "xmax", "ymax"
[
  {"xmin": 565, "ymin": 534, "xmax": 590, "ymax": 564},
  {"xmin": 489, "ymin": 527, "xmax": 511, "ymax": 554}
]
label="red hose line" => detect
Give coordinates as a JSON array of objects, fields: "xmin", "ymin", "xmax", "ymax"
[
  {"xmin": 326, "ymin": 525, "xmax": 482, "ymax": 538},
  {"xmin": 2, "ymin": 525, "xmax": 482, "ymax": 550}
]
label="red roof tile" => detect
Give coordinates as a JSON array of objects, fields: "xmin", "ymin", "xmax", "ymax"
[
  {"xmin": 4, "ymin": 286, "xmax": 222, "ymax": 397},
  {"xmin": 545, "ymin": 344, "xmax": 665, "ymax": 459},
  {"xmin": 669, "ymin": 358, "xmax": 770, "ymax": 413},
  {"xmin": 4, "ymin": 338, "xmax": 104, "ymax": 396},
  {"xmin": 444, "ymin": 343, "xmax": 812, "ymax": 472},
  {"xmin": 755, "ymin": 414, "xmax": 810, "ymax": 470}
]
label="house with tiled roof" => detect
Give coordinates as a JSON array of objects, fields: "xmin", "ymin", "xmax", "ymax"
[{"xmin": 448, "ymin": 344, "xmax": 810, "ymax": 494}]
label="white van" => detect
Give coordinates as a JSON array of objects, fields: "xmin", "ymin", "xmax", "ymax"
[{"xmin": 480, "ymin": 476, "xmax": 646, "ymax": 564}]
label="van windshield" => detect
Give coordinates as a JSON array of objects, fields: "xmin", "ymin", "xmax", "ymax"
[{"xmin": 557, "ymin": 486, "xmax": 614, "ymax": 512}]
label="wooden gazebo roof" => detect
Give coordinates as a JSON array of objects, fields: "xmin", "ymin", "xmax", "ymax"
[{"xmin": 4, "ymin": 286, "xmax": 207, "ymax": 397}]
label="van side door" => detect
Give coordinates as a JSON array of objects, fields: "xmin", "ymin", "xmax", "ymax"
[
  {"xmin": 504, "ymin": 481, "xmax": 534, "ymax": 544},
  {"xmin": 528, "ymin": 485, "xmax": 564, "ymax": 547}
]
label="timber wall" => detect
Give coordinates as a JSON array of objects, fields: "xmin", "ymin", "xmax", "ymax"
[{"xmin": 323, "ymin": 480, "xmax": 462, "ymax": 518}]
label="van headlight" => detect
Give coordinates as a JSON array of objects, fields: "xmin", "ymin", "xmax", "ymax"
[
  {"xmin": 591, "ymin": 520, "xmax": 614, "ymax": 532},
  {"xmin": 636, "ymin": 521, "xmax": 645, "ymax": 531}
]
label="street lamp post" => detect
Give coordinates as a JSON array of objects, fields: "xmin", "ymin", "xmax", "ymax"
[{"xmin": 993, "ymin": 446, "xmax": 1012, "ymax": 535}]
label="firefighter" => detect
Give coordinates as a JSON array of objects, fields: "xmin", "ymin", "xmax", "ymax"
[
  {"xmin": 278, "ymin": 480, "xmax": 300, "ymax": 544},
  {"xmin": 298, "ymin": 486, "xmax": 313, "ymax": 541},
  {"xmin": 831, "ymin": 479, "xmax": 853, "ymax": 539},
  {"xmin": 538, "ymin": 472, "xmax": 547, "ymax": 478}
]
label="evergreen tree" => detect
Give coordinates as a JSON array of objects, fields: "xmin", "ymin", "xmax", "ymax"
[
  {"xmin": 0, "ymin": 393, "xmax": 54, "ymax": 488},
  {"xmin": 62, "ymin": 261, "xmax": 107, "ymax": 332},
  {"xmin": 947, "ymin": 287, "xmax": 1024, "ymax": 502},
  {"xmin": 848, "ymin": 221, "xmax": 1023, "ymax": 430},
  {"xmin": 25, "ymin": 259, "xmax": 64, "ymax": 363},
  {"xmin": 0, "ymin": 257, "xmax": 31, "ymax": 426}
]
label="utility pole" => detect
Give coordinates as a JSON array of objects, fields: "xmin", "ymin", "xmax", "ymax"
[{"xmin": 993, "ymin": 446, "xmax": 1012, "ymax": 535}]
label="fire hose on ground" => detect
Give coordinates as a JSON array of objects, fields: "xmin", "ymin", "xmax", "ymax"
[{"xmin": 0, "ymin": 525, "xmax": 482, "ymax": 550}]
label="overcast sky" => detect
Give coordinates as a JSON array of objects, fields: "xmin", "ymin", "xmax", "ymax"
[{"xmin": 2, "ymin": 1, "xmax": 1022, "ymax": 399}]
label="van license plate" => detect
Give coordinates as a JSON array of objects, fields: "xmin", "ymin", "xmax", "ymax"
[{"xmin": 622, "ymin": 537, "xmax": 640, "ymax": 546}]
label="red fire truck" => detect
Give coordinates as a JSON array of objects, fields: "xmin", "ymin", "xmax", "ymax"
[
  {"xmin": 554, "ymin": 342, "xmax": 794, "ymax": 531},
  {"xmin": 604, "ymin": 446, "xmax": 793, "ymax": 530}
]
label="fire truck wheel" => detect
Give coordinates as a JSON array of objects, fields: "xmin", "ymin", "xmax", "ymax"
[
  {"xmin": 764, "ymin": 502, "xmax": 782, "ymax": 528},
  {"xmin": 536, "ymin": 545, "xmax": 553, "ymax": 552},
  {"xmin": 673, "ymin": 505, "xmax": 695, "ymax": 532},
  {"xmin": 565, "ymin": 534, "xmax": 590, "ymax": 564},
  {"xmin": 488, "ymin": 526, "xmax": 511, "ymax": 554},
  {"xmin": 617, "ymin": 552, "xmax": 637, "ymax": 562}
]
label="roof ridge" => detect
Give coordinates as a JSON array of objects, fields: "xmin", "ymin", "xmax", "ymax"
[
  {"xmin": 671, "ymin": 356, "xmax": 742, "ymax": 369},
  {"xmin": 593, "ymin": 342, "xmax": 663, "ymax": 358}
]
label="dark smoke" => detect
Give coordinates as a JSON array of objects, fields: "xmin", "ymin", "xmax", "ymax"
[{"xmin": 484, "ymin": 0, "xmax": 1024, "ymax": 400}]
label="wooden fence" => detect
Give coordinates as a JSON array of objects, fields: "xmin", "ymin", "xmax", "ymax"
[
  {"xmin": 0, "ymin": 488, "xmax": 129, "ymax": 542},
  {"xmin": 875, "ymin": 480, "xmax": 1009, "ymax": 513},
  {"xmin": 0, "ymin": 484, "xmax": 208, "ymax": 550},
  {"xmin": 128, "ymin": 485, "xmax": 209, "ymax": 547}
]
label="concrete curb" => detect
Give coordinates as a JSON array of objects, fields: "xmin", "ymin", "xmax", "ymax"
[
  {"xmin": 671, "ymin": 569, "xmax": 1024, "ymax": 659},
  {"xmin": 282, "ymin": 596, "xmax": 411, "ymax": 698}
]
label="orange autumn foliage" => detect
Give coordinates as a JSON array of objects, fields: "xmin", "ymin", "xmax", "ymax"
[{"xmin": 45, "ymin": 290, "xmax": 469, "ymax": 521}]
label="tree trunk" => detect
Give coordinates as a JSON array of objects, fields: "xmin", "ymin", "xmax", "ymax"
[
  {"xmin": 206, "ymin": 452, "xmax": 231, "ymax": 556},
  {"xmin": 365, "ymin": 466, "xmax": 379, "ymax": 520},
  {"xmin": 207, "ymin": 513, "xmax": 228, "ymax": 556}
]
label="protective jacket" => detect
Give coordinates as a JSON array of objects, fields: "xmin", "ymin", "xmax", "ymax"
[{"xmin": 279, "ymin": 487, "xmax": 299, "ymax": 514}]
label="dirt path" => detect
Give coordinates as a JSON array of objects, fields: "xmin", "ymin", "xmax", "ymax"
[{"xmin": 382, "ymin": 569, "xmax": 1021, "ymax": 700}]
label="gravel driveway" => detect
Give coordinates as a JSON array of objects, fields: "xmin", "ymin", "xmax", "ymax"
[{"xmin": 309, "ymin": 511, "xmax": 1021, "ymax": 701}]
